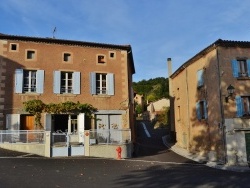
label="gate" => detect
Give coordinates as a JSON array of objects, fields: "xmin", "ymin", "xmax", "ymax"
[{"xmin": 51, "ymin": 132, "xmax": 84, "ymax": 157}]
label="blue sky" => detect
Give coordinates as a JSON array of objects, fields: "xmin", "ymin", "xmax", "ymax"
[{"xmin": 1, "ymin": 0, "xmax": 250, "ymax": 82}]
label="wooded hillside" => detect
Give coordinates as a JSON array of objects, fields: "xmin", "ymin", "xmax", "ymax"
[{"xmin": 132, "ymin": 77, "xmax": 169, "ymax": 103}]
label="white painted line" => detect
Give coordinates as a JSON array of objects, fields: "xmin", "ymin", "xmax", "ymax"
[{"xmin": 140, "ymin": 122, "xmax": 151, "ymax": 138}]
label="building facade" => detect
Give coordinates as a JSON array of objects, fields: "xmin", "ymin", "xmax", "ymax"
[
  {"xmin": 0, "ymin": 33, "xmax": 135, "ymax": 141},
  {"xmin": 170, "ymin": 39, "xmax": 250, "ymax": 165}
]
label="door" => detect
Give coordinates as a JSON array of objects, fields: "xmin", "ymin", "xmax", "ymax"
[
  {"xmin": 20, "ymin": 115, "xmax": 34, "ymax": 130},
  {"xmin": 20, "ymin": 115, "xmax": 35, "ymax": 141},
  {"xmin": 110, "ymin": 115, "xmax": 122, "ymax": 143},
  {"xmin": 96, "ymin": 114, "xmax": 109, "ymax": 143}
]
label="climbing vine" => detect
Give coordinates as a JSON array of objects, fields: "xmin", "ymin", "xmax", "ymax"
[{"xmin": 23, "ymin": 100, "xmax": 97, "ymax": 129}]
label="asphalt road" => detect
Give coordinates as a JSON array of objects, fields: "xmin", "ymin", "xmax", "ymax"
[{"xmin": 0, "ymin": 121, "xmax": 250, "ymax": 188}]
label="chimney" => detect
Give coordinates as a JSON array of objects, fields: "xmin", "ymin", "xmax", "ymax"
[{"xmin": 167, "ymin": 58, "xmax": 172, "ymax": 77}]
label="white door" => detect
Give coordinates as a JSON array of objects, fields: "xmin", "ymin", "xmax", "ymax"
[
  {"xmin": 110, "ymin": 115, "xmax": 122, "ymax": 143},
  {"xmin": 78, "ymin": 113, "xmax": 85, "ymax": 143},
  {"xmin": 96, "ymin": 114, "xmax": 109, "ymax": 143},
  {"xmin": 6, "ymin": 114, "xmax": 20, "ymax": 130}
]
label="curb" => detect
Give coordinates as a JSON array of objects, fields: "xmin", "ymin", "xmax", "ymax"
[{"xmin": 162, "ymin": 135, "xmax": 250, "ymax": 172}]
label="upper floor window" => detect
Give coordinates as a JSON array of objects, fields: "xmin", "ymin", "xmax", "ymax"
[
  {"xmin": 10, "ymin": 43, "xmax": 19, "ymax": 52},
  {"xmin": 97, "ymin": 55, "xmax": 106, "ymax": 64},
  {"xmin": 196, "ymin": 100, "xmax": 208, "ymax": 120},
  {"xmin": 53, "ymin": 71, "xmax": 80, "ymax": 94},
  {"xmin": 236, "ymin": 96, "xmax": 250, "ymax": 117},
  {"xmin": 63, "ymin": 52, "xmax": 72, "ymax": 62},
  {"xmin": 90, "ymin": 72, "xmax": 114, "ymax": 95},
  {"xmin": 109, "ymin": 51, "xmax": 116, "ymax": 59},
  {"xmin": 197, "ymin": 69, "xmax": 204, "ymax": 88},
  {"xmin": 231, "ymin": 59, "xmax": 250, "ymax": 78},
  {"xmin": 26, "ymin": 50, "xmax": 37, "ymax": 60},
  {"xmin": 15, "ymin": 69, "xmax": 44, "ymax": 94}
]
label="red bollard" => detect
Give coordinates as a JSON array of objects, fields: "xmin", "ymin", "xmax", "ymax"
[{"xmin": 116, "ymin": 146, "xmax": 122, "ymax": 160}]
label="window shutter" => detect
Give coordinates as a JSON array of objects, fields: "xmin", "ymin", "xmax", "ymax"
[
  {"xmin": 204, "ymin": 100, "xmax": 208, "ymax": 119},
  {"xmin": 36, "ymin": 70, "xmax": 44, "ymax": 94},
  {"xmin": 53, "ymin": 71, "xmax": 61, "ymax": 94},
  {"xmin": 73, "ymin": 72, "xmax": 80, "ymax": 94},
  {"xmin": 231, "ymin": 60, "xmax": 238, "ymax": 77},
  {"xmin": 197, "ymin": 70, "xmax": 204, "ymax": 87},
  {"xmin": 107, "ymin": 73, "xmax": 114, "ymax": 95},
  {"xmin": 247, "ymin": 59, "xmax": 250, "ymax": 77},
  {"xmin": 236, "ymin": 96, "xmax": 243, "ymax": 117},
  {"xmin": 90, "ymin": 72, "xmax": 96, "ymax": 95},
  {"xmin": 15, "ymin": 69, "xmax": 23, "ymax": 93},
  {"xmin": 196, "ymin": 102, "xmax": 201, "ymax": 120}
]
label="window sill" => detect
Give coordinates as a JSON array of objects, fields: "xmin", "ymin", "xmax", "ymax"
[
  {"xmin": 92, "ymin": 95, "xmax": 111, "ymax": 98},
  {"xmin": 237, "ymin": 77, "xmax": 250, "ymax": 80},
  {"xmin": 56, "ymin": 94, "xmax": 77, "ymax": 97},
  {"xmin": 18, "ymin": 93, "xmax": 41, "ymax": 96}
]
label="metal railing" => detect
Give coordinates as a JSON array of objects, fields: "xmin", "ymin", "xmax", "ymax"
[
  {"xmin": 0, "ymin": 130, "xmax": 45, "ymax": 144},
  {"xmin": 89, "ymin": 129, "xmax": 131, "ymax": 145},
  {"xmin": 51, "ymin": 132, "xmax": 67, "ymax": 146}
]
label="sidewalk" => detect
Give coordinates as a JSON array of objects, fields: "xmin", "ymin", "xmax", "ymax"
[{"xmin": 162, "ymin": 135, "xmax": 250, "ymax": 172}]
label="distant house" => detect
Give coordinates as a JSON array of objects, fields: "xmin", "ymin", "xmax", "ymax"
[
  {"xmin": 147, "ymin": 98, "xmax": 169, "ymax": 120},
  {"xmin": 134, "ymin": 93, "xmax": 144, "ymax": 107},
  {"xmin": 169, "ymin": 39, "xmax": 250, "ymax": 166},
  {"xmin": 0, "ymin": 33, "xmax": 136, "ymax": 147}
]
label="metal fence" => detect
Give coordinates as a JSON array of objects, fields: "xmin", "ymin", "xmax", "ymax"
[
  {"xmin": 51, "ymin": 132, "xmax": 67, "ymax": 146},
  {"xmin": 0, "ymin": 130, "xmax": 45, "ymax": 144},
  {"xmin": 89, "ymin": 129, "xmax": 131, "ymax": 145}
]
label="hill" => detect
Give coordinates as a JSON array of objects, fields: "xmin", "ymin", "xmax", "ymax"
[{"xmin": 132, "ymin": 77, "xmax": 169, "ymax": 103}]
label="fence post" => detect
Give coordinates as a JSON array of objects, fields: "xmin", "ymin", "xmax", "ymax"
[
  {"xmin": 44, "ymin": 131, "xmax": 51, "ymax": 157},
  {"xmin": 84, "ymin": 130, "xmax": 90, "ymax": 156}
]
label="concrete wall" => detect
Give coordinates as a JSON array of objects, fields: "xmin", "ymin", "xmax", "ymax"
[{"xmin": 89, "ymin": 143, "xmax": 133, "ymax": 159}]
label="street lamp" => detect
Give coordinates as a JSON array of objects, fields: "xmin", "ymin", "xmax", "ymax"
[{"xmin": 225, "ymin": 84, "xmax": 235, "ymax": 103}]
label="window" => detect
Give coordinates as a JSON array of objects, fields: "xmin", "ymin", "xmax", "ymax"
[
  {"xmin": 197, "ymin": 69, "xmax": 204, "ymax": 88},
  {"xmin": 10, "ymin": 43, "xmax": 18, "ymax": 51},
  {"xmin": 53, "ymin": 71, "xmax": 80, "ymax": 94},
  {"xmin": 236, "ymin": 96, "xmax": 250, "ymax": 117},
  {"xmin": 15, "ymin": 69, "xmax": 44, "ymax": 94},
  {"xmin": 90, "ymin": 72, "xmax": 114, "ymax": 95},
  {"xmin": 97, "ymin": 55, "xmax": 105, "ymax": 64},
  {"xmin": 109, "ymin": 51, "xmax": 116, "ymax": 59},
  {"xmin": 63, "ymin": 53, "xmax": 72, "ymax": 62},
  {"xmin": 96, "ymin": 73, "xmax": 107, "ymax": 94},
  {"xmin": 196, "ymin": 100, "xmax": 208, "ymax": 120},
  {"xmin": 231, "ymin": 59, "xmax": 250, "ymax": 78},
  {"xmin": 23, "ymin": 70, "xmax": 36, "ymax": 92},
  {"xmin": 26, "ymin": 50, "xmax": 36, "ymax": 60}
]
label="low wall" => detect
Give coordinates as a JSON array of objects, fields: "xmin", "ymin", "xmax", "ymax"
[
  {"xmin": 89, "ymin": 143, "xmax": 133, "ymax": 159},
  {"xmin": 0, "ymin": 143, "xmax": 46, "ymax": 156}
]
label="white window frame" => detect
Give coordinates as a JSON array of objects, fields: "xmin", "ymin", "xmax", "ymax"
[
  {"xmin": 23, "ymin": 70, "xmax": 37, "ymax": 92},
  {"xmin": 61, "ymin": 72, "xmax": 73, "ymax": 94}
]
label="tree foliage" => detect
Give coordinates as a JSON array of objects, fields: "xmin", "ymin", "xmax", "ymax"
[
  {"xmin": 133, "ymin": 77, "xmax": 169, "ymax": 102},
  {"xmin": 23, "ymin": 100, "xmax": 97, "ymax": 129}
]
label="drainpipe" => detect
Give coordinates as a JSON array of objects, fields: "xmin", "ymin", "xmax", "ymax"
[
  {"xmin": 167, "ymin": 58, "xmax": 176, "ymax": 141},
  {"xmin": 184, "ymin": 66, "xmax": 191, "ymax": 150},
  {"xmin": 216, "ymin": 47, "xmax": 227, "ymax": 164}
]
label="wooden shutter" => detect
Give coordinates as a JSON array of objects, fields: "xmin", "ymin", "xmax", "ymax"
[
  {"xmin": 231, "ymin": 60, "xmax": 238, "ymax": 77},
  {"xmin": 203, "ymin": 100, "xmax": 208, "ymax": 119},
  {"xmin": 53, "ymin": 71, "xmax": 61, "ymax": 94},
  {"xmin": 197, "ymin": 70, "xmax": 204, "ymax": 87},
  {"xmin": 236, "ymin": 96, "xmax": 243, "ymax": 117},
  {"xmin": 247, "ymin": 59, "xmax": 250, "ymax": 77},
  {"xmin": 36, "ymin": 70, "xmax": 44, "ymax": 93},
  {"xmin": 196, "ymin": 102, "xmax": 201, "ymax": 120},
  {"xmin": 107, "ymin": 73, "xmax": 114, "ymax": 95},
  {"xmin": 73, "ymin": 72, "xmax": 80, "ymax": 94},
  {"xmin": 90, "ymin": 72, "xmax": 96, "ymax": 95},
  {"xmin": 15, "ymin": 69, "xmax": 23, "ymax": 93}
]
